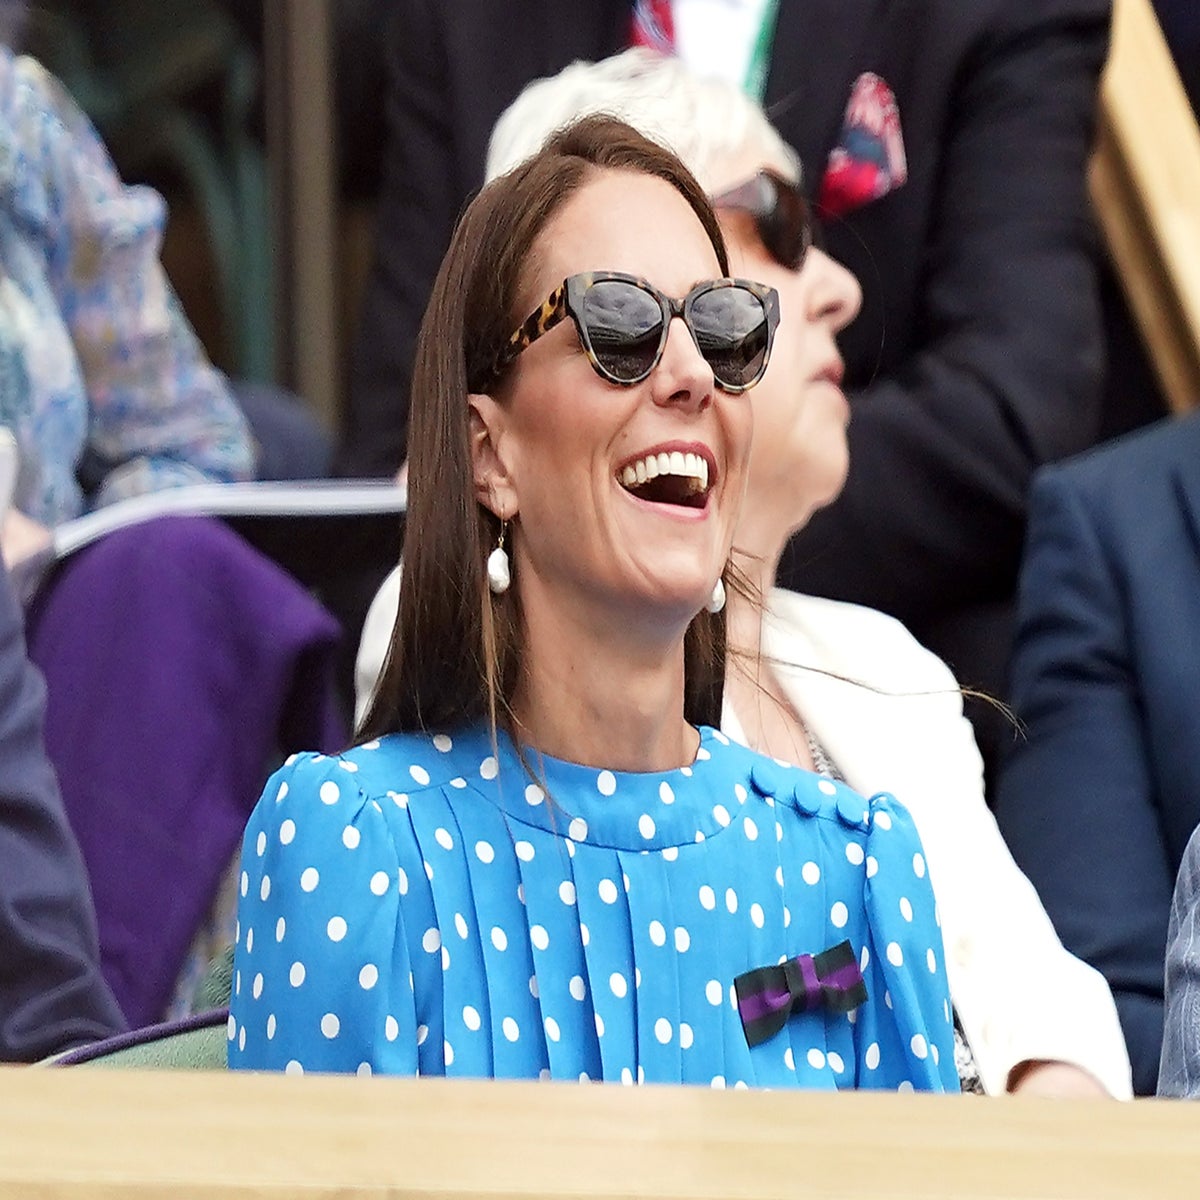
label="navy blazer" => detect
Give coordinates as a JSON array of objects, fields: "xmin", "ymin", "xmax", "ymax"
[
  {"xmin": 995, "ymin": 413, "xmax": 1200, "ymax": 1095},
  {"xmin": 341, "ymin": 0, "xmax": 1112, "ymax": 733},
  {"xmin": 0, "ymin": 566, "xmax": 124, "ymax": 1060}
]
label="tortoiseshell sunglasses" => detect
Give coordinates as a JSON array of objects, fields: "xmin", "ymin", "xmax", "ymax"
[{"xmin": 483, "ymin": 271, "xmax": 781, "ymax": 393}]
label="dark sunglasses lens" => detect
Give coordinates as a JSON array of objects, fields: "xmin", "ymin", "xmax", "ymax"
[
  {"xmin": 760, "ymin": 176, "xmax": 811, "ymax": 269},
  {"xmin": 690, "ymin": 287, "xmax": 770, "ymax": 388},
  {"xmin": 580, "ymin": 280, "xmax": 665, "ymax": 381}
]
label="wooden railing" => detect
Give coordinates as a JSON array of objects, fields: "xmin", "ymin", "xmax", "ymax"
[
  {"xmin": 1090, "ymin": 0, "xmax": 1200, "ymax": 414},
  {"xmin": 0, "ymin": 1067, "xmax": 1198, "ymax": 1198}
]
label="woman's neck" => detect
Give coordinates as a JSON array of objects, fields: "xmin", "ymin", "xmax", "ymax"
[{"xmin": 509, "ymin": 583, "xmax": 699, "ymax": 773}]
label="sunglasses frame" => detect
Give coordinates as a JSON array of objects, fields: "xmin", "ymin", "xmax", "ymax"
[
  {"xmin": 485, "ymin": 271, "xmax": 781, "ymax": 393},
  {"xmin": 712, "ymin": 169, "xmax": 814, "ymax": 271}
]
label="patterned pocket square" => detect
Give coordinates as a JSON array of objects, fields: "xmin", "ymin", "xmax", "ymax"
[{"xmin": 818, "ymin": 72, "xmax": 908, "ymax": 217}]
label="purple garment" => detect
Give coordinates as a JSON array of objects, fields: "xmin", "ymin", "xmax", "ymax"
[{"xmin": 25, "ymin": 515, "xmax": 346, "ymax": 1026}]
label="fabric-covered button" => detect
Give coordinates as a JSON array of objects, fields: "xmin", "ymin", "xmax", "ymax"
[
  {"xmin": 835, "ymin": 790, "xmax": 869, "ymax": 830},
  {"xmin": 790, "ymin": 780, "xmax": 821, "ymax": 817},
  {"xmin": 750, "ymin": 762, "xmax": 782, "ymax": 799}
]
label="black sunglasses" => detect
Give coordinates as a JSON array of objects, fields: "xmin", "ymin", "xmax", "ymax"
[
  {"xmin": 712, "ymin": 169, "xmax": 814, "ymax": 270},
  {"xmin": 483, "ymin": 271, "xmax": 780, "ymax": 393}
]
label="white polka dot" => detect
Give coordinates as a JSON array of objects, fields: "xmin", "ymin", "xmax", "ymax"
[
  {"xmin": 275, "ymin": 917, "xmax": 286, "ymax": 943},
  {"xmin": 699, "ymin": 885, "xmax": 716, "ymax": 910},
  {"xmin": 638, "ymin": 813, "xmax": 656, "ymax": 839},
  {"xmin": 635, "ymin": 967, "xmax": 642, "ymax": 990},
  {"xmin": 662, "ymin": 846, "xmax": 679, "ymax": 862},
  {"xmin": 680, "ymin": 1023, "xmax": 694, "ymax": 1050},
  {"xmin": 278, "ymin": 819, "xmax": 296, "ymax": 846},
  {"xmin": 659, "ymin": 781, "xmax": 675, "ymax": 805},
  {"xmin": 409, "ymin": 764, "xmax": 430, "ymax": 786},
  {"xmin": 512, "ymin": 840, "xmax": 534, "ymax": 863},
  {"xmin": 783, "ymin": 1047, "xmax": 795, "ymax": 1070},
  {"xmin": 502, "ymin": 1017, "xmax": 520, "ymax": 1042},
  {"xmin": 674, "ymin": 927, "xmax": 691, "ymax": 952},
  {"xmin": 648, "ymin": 920, "xmax": 667, "ymax": 946},
  {"xmin": 828, "ymin": 1051, "xmax": 845, "ymax": 1074},
  {"xmin": 285, "ymin": 1060, "xmax": 303, "ymax": 1075},
  {"xmin": 542, "ymin": 1016, "xmax": 561, "ymax": 1043},
  {"xmin": 289, "ymin": 962, "xmax": 306, "ymax": 987},
  {"xmin": 255, "ymin": 830, "xmax": 267, "ymax": 857},
  {"xmin": 911, "ymin": 1034, "xmax": 928, "ymax": 1060},
  {"xmin": 435, "ymin": 827, "xmax": 454, "ymax": 851},
  {"xmin": 927, "ymin": 948, "xmax": 938, "ymax": 974},
  {"xmin": 359, "ymin": 872, "xmax": 385, "ymax": 900},
  {"xmin": 246, "ymin": 928, "xmax": 255, "ymax": 955},
  {"xmin": 874, "ymin": 810, "xmax": 893, "ymax": 831},
  {"xmin": 530, "ymin": 925, "xmax": 549, "ymax": 951},
  {"xmin": 807, "ymin": 1048, "xmax": 826, "ymax": 1070},
  {"xmin": 775, "ymin": 866, "xmax": 785, "ymax": 887},
  {"xmin": 441, "ymin": 946, "xmax": 451, "ymax": 971},
  {"xmin": 356, "ymin": 1061, "xmax": 373, "ymax": 1077},
  {"xmin": 580, "ymin": 923, "xmax": 590, "ymax": 946},
  {"xmin": 319, "ymin": 781, "xmax": 340, "ymax": 805},
  {"xmin": 725, "ymin": 887, "xmax": 738, "ymax": 913},
  {"xmin": 776, "ymin": 823, "xmax": 783, "ymax": 842},
  {"xmin": 802, "ymin": 861, "xmax": 820, "ymax": 886},
  {"xmin": 444, "ymin": 1041, "xmax": 455, "ymax": 1066},
  {"xmin": 321, "ymin": 1013, "xmax": 340, "ymax": 1039},
  {"xmin": 654, "ymin": 1018, "xmax": 673, "ymax": 1045},
  {"xmin": 266, "ymin": 1013, "xmax": 277, "ymax": 1039},
  {"xmin": 845, "ymin": 842, "xmax": 865, "ymax": 866},
  {"xmin": 912, "ymin": 852, "xmax": 928, "ymax": 878},
  {"xmin": 932, "ymin": 1044, "xmax": 940, "ymax": 1066},
  {"xmin": 598, "ymin": 878, "xmax": 619, "ymax": 904},
  {"xmin": 339, "ymin": 760, "xmax": 359, "ymax": 773},
  {"xmin": 569, "ymin": 817, "xmax": 589, "ymax": 842},
  {"xmin": 596, "ymin": 770, "xmax": 616, "ymax": 796},
  {"xmin": 276, "ymin": 781, "xmax": 289, "ymax": 803},
  {"xmin": 462, "ymin": 1005, "xmax": 481, "ymax": 1031},
  {"xmin": 416, "ymin": 1023, "xmax": 428, "ymax": 1045},
  {"xmin": 899, "ymin": 896, "xmax": 914, "ymax": 922},
  {"xmin": 610, "ymin": 972, "xmax": 628, "ymax": 998},
  {"xmin": 449, "ymin": 913, "xmax": 466, "ymax": 940},
  {"xmin": 594, "ymin": 1013, "xmax": 605, "ymax": 1038},
  {"xmin": 885, "ymin": 990, "xmax": 894, "ymax": 1009},
  {"xmin": 251, "ymin": 972, "xmax": 263, "ymax": 1000},
  {"xmin": 696, "ymin": 746, "xmax": 711, "ymax": 761},
  {"xmin": 428, "ymin": 733, "xmax": 452, "ymax": 753},
  {"xmin": 396, "ymin": 867, "xmax": 409, "ymax": 896},
  {"xmin": 300, "ymin": 867, "xmax": 319, "ymax": 892},
  {"xmin": 342, "ymin": 825, "xmax": 361, "ymax": 850},
  {"xmin": 705, "ymin": 980, "xmax": 723, "ymax": 1006},
  {"xmin": 327, "ymin": 916, "xmax": 348, "ymax": 942},
  {"xmin": 385, "ymin": 1016, "xmax": 399, "ymax": 1041},
  {"xmin": 711, "ymin": 1075, "xmax": 726, "ymax": 1088},
  {"xmin": 475, "ymin": 756, "xmax": 497, "ymax": 782},
  {"xmin": 680, "ymin": 766, "xmax": 693, "ymax": 777},
  {"xmin": 551, "ymin": 880, "xmax": 574, "ymax": 907},
  {"xmin": 860, "ymin": 945, "xmax": 871, "ymax": 971},
  {"xmin": 390, "ymin": 792, "xmax": 408, "ymax": 809},
  {"xmin": 866, "ymin": 856, "xmax": 879, "ymax": 878},
  {"xmin": 826, "ymin": 901, "xmax": 847, "ymax": 929},
  {"xmin": 239, "ymin": 871, "xmax": 248, "ymax": 898},
  {"xmin": 359, "ymin": 963, "xmax": 379, "ymax": 990},
  {"xmin": 422, "ymin": 928, "xmax": 442, "ymax": 954},
  {"xmin": 260, "ymin": 875, "xmax": 271, "ymax": 902},
  {"xmin": 227, "ymin": 1014, "xmax": 237, "ymax": 1041},
  {"xmin": 865, "ymin": 1042, "xmax": 881, "ymax": 1070},
  {"xmin": 750, "ymin": 903, "xmax": 765, "ymax": 928},
  {"xmin": 740, "ymin": 816, "xmax": 759, "ymax": 842},
  {"xmin": 712, "ymin": 804, "xmax": 731, "ymax": 827},
  {"xmin": 784, "ymin": 906, "xmax": 792, "ymax": 927},
  {"xmin": 887, "ymin": 942, "xmax": 904, "ymax": 967}
]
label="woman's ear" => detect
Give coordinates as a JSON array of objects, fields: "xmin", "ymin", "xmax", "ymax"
[{"xmin": 468, "ymin": 393, "xmax": 519, "ymax": 518}]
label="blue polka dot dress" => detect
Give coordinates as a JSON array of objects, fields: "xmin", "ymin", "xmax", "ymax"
[{"xmin": 228, "ymin": 725, "xmax": 959, "ymax": 1091}]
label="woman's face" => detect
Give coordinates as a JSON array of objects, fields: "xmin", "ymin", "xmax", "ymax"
[
  {"xmin": 720, "ymin": 201, "xmax": 862, "ymax": 535},
  {"xmin": 472, "ymin": 168, "xmax": 753, "ymax": 627}
]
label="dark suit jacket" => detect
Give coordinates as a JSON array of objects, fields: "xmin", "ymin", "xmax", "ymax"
[
  {"xmin": 342, "ymin": 0, "xmax": 1112, "ymax": 723},
  {"xmin": 0, "ymin": 566, "xmax": 124, "ymax": 1061},
  {"xmin": 995, "ymin": 413, "xmax": 1200, "ymax": 1095}
]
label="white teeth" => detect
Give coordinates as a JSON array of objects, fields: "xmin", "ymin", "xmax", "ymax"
[{"xmin": 618, "ymin": 450, "xmax": 711, "ymax": 493}]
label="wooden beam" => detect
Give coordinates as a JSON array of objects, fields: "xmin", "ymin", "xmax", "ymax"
[{"xmin": 1, "ymin": 1067, "xmax": 1199, "ymax": 1198}]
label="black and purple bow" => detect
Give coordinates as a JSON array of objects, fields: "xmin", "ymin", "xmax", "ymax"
[{"xmin": 734, "ymin": 940, "xmax": 868, "ymax": 1048}]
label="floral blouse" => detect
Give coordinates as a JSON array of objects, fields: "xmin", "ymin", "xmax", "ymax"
[{"xmin": 0, "ymin": 49, "xmax": 254, "ymax": 526}]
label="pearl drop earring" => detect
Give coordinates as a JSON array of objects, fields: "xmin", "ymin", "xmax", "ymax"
[
  {"xmin": 487, "ymin": 518, "xmax": 511, "ymax": 594},
  {"xmin": 706, "ymin": 576, "xmax": 726, "ymax": 614}
]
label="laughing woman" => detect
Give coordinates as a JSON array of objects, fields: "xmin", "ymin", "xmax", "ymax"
[{"xmin": 229, "ymin": 115, "xmax": 956, "ymax": 1090}]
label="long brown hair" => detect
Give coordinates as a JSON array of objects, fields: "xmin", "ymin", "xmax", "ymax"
[{"xmin": 359, "ymin": 115, "xmax": 731, "ymax": 744}]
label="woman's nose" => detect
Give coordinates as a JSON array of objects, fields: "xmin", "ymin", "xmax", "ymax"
[
  {"xmin": 806, "ymin": 248, "xmax": 862, "ymax": 333},
  {"xmin": 651, "ymin": 316, "xmax": 715, "ymax": 411}
]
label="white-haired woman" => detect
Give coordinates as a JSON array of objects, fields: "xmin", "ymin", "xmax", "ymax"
[{"xmin": 357, "ymin": 50, "xmax": 1131, "ymax": 1098}]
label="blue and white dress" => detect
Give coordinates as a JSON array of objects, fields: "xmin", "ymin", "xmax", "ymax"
[{"xmin": 228, "ymin": 724, "xmax": 959, "ymax": 1090}]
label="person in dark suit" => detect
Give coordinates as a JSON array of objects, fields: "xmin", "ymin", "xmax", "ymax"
[
  {"xmin": 341, "ymin": 0, "xmax": 1113, "ymax": 754},
  {"xmin": 0, "ymin": 562, "xmax": 124, "ymax": 1061},
  {"xmin": 994, "ymin": 412, "xmax": 1200, "ymax": 1096}
]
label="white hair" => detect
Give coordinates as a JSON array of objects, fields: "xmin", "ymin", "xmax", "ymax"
[{"xmin": 485, "ymin": 48, "xmax": 800, "ymax": 193}]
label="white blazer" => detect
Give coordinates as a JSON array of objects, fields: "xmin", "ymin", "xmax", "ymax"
[{"xmin": 355, "ymin": 571, "xmax": 1132, "ymax": 1096}]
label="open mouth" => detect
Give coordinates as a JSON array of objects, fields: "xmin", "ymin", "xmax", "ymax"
[{"xmin": 618, "ymin": 450, "xmax": 711, "ymax": 510}]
